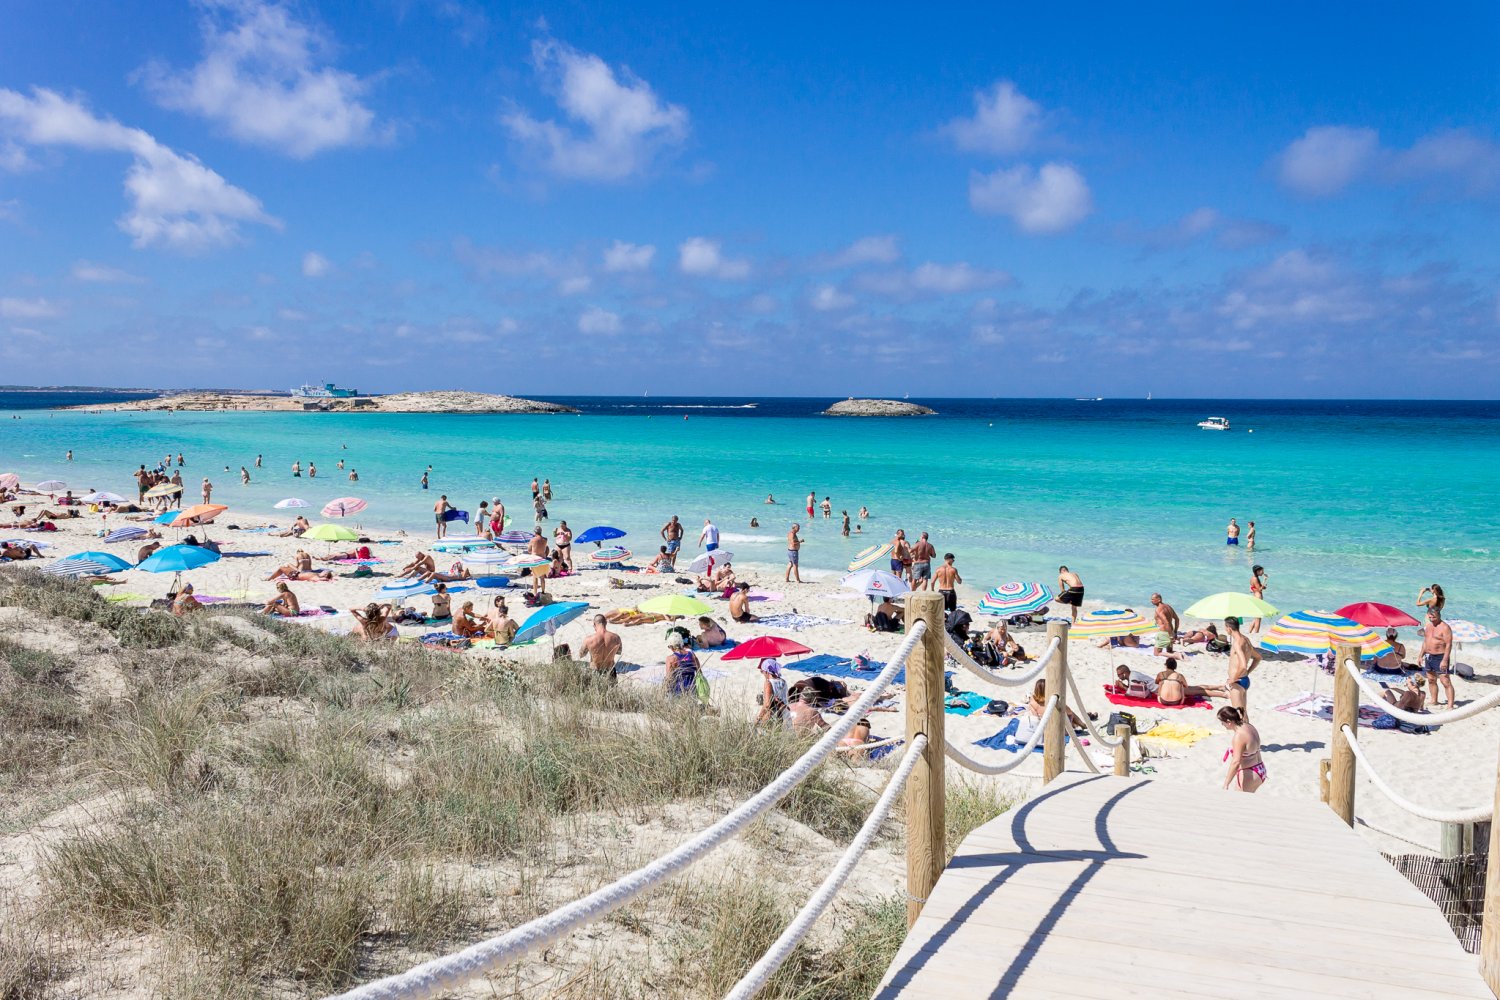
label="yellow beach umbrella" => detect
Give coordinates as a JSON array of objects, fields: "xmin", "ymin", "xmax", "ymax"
[
  {"xmin": 1068, "ymin": 608, "xmax": 1157, "ymax": 640},
  {"xmin": 848, "ymin": 542, "xmax": 893, "ymax": 572}
]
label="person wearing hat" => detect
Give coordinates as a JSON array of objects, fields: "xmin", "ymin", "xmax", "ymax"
[{"xmin": 664, "ymin": 632, "xmax": 701, "ymax": 697}]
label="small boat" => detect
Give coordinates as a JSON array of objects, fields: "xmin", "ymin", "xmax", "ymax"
[{"xmin": 1197, "ymin": 416, "xmax": 1231, "ymax": 431}]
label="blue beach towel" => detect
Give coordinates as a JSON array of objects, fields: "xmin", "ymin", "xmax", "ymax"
[
  {"xmin": 945, "ymin": 692, "xmax": 991, "ymax": 716},
  {"xmin": 868, "ymin": 739, "xmax": 902, "ymax": 762},
  {"xmin": 221, "ymin": 550, "xmax": 272, "ymax": 558},
  {"xmin": 973, "ymin": 717, "xmax": 1068, "ymax": 753},
  {"xmin": 783, "ymin": 653, "xmax": 902, "ymax": 684}
]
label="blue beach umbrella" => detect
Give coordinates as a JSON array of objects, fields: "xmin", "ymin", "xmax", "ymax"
[
  {"xmin": 576, "ymin": 525, "xmax": 626, "ymax": 545},
  {"xmin": 513, "ymin": 601, "xmax": 590, "ymax": 646},
  {"xmin": 61, "ymin": 551, "xmax": 133, "ymax": 572},
  {"xmin": 135, "ymin": 545, "xmax": 221, "ymax": 573},
  {"xmin": 152, "ymin": 509, "xmax": 182, "ymax": 525}
]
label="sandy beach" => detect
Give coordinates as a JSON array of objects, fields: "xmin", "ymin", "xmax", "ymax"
[{"xmin": 7, "ymin": 492, "xmax": 1497, "ymax": 857}]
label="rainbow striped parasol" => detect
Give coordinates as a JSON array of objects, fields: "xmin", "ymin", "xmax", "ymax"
[
  {"xmin": 1068, "ymin": 608, "xmax": 1157, "ymax": 640},
  {"xmin": 589, "ymin": 546, "xmax": 632, "ymax": 564},
  {"xmin": 1258, "ymin": 610, "xmax": 1393, "ymax": 660},
  {"xmin": 847, "ymin": 543, "xmax": 893, "ymax": 572},
  {"xmin": 506, "ymin": 554, "xmax": 551, "ymax": 570},
  {"xmin": 1445, "ymin": 619, "xmax": 1499, "ymax": 644},
  {"xmin": 977, "ymin": 581, "xmax": 1053, "ymax": 616}
]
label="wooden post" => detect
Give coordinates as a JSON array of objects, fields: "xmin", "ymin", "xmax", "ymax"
[
  {"xmin": 1317, "ymin": 758, "xmax": 1331, "ymax": 803},
  {"xmin": 904, "ymin": 591, "xmax": 947, "ymax": 928},
  {"xmin": 1481, "ymin": 741, "xmax": 1500, "ymax": 993},
  {"xmin": 1439, "ymin": 822, "xmax": 1465, "ymax": 859},
  {"xmin": 1043, "ymin": 620, "xmax": 1070, "ymax": 784},
  {"xmin": 1328, "ymin": 642, "xmax": 1360, "ymax": 828},
  {"xmin": 1112, "ymin": 724, "xmax": 1131, "ymax": 777}
]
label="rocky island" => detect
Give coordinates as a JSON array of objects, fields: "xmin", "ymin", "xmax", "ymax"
[
  {"xmin": 62, "ymin": 390, "xmax": 578, "ymax": 414},
  {"xmin": 821, "ymin": 398, "xmax": 937, "ymax": 417}
]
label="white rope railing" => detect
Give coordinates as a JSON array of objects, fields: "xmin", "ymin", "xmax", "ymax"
[
  {"xmin": 1342, "ymin": 658, "xmax": 1500, "ymax": 726},
  {"xmin": 943, "ymin": 696, "xmax": 1057, "ymax": 776},
  {"xmin": 723, "ymin": 733, "xmax": 929, "ymax": 999},
  {"xmin": 1340, "ymin": 725, "xmax": 1492, "ymax": 824},
  {"xmin": 1063, "ymin": 663, "xmax": 1124, "ymax": 749},
  {"xmin": 836, "ymin": 735, "xmax": 902, "ymax": 756},
  {"xmin": 323, "ymin": 622, "xmax": 928, "ymax": 1000},
  {"xmin": 944, "ymin": 633, "xmax": 1059, "ymax": 689}
]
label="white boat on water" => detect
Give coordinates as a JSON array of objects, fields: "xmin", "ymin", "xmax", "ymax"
[{"xmin": 1197, "ymin": 416, "xmax": 1231, "ymax": 431}]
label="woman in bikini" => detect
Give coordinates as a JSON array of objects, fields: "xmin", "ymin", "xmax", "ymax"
[
  {"xmin": 1416, "ymin": 583, "xmax": 1445, "ymax": 615},
  {"xmin": 1248, "ymin": 565, "xmax": 1268, "ymax": 634},
  {"xmin": 352, "ymin": 602, "xmax": 397, "ymax": 641},
  {"xmin": 1154, "ymin": 657, "xmax": 1224, "ymax": 706},
  {"xmin": 1219, "ymin": 706, "xmax": 1265, "ymax": 793}
]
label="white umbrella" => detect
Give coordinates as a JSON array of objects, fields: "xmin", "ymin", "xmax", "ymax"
[
  {"xmin": 688, "ymin": 550, "xmax": 734, "ymax": 574},
  {"xmin": 35, "ymin": 480, "xmax": 66, "ymax": 491},
  {"xmin": 461, "ymin": 550, "xmax": 513, "ymax": 567},
  {"xmin": 274, "ymin": 498, "xmax": 310, "ymax": 509},
  {"xmin": 80, "ymin": 492, "xmax": 126, "ymax": 504},
  {"xmin": 841, "ymin": 569, "xmax": 910, "ymax": 598}
]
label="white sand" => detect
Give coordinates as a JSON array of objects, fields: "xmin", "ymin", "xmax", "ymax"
[{"xmin": 9, "ymin": 501, "xmax": 1498, "ymax": 855}]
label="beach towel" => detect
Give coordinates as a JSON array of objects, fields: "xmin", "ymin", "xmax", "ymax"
[
  {"xmin": 239, "ymin": 526, "xmax": 276, "ymax": 533},
  {"xmin": 782, "ymin": 653, "xmax": 902, "ymax": 685},
  {"xmin": 973, "ymin": 717, "xmax": 1067, "ymax": 754},
  {"xmin": 1101, "ymin": 685, "xmax": 1211, "ymax": 710},
  {"xmin": 334, "ymin": 558, "xmax": 384, "ymax": 565},
  {"xmin": 754, "ymin": 613, "xmax": 853, "ymax": 632},
  {"xmin": 443, "ymin": 509, "xmax": 469, "ymax": 522},
  {"xmin": 103, "ymin": 592, "xmax": 150, "ymax": 603},
  {"xmin": 698, "ymin": 638, "xmax": 739, "ymax": 652},
  {"xmin": 1273, "ymin": 691, "xmax": 1390, "ymax": 729},
  {"xmin": 221, "ymin": 551, "xmax": 273, "ymax": 558},
  {"xmin": 625, "ymin": 665, "xmax": 732, "ymax": 686},
  {"xmin": 944, "ymin": 692, "xmax": 992, "ymax": 716},
  {"xmin": 1136, "ymin": 722, "xmax": 1214, "ymax": 747}
]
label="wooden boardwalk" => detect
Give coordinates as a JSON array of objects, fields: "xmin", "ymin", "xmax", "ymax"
[{"xmin": 876, "ymin": 774, "xmax": 1493, "ymax": 1000}]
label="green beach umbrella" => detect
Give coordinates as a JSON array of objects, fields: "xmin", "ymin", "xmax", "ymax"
[
  {"xmin": 638, "ymin": 594, "xmax": 714, "ymax": 617},
  {"xmin": 303, "ymin": 523, "xmax": 359, "ymax": 542},
  {"xmin": 1184, "ymin": 591, "xmax": 1278, "ymax": 620}
]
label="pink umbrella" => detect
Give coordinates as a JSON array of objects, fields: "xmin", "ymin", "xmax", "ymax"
[
  {"xmin": 322, "ymin": 497, "xmax": 367, "ymax": 517},
  {"xmin": 0, "ymin": 473, "xmax": 19, "ymax": 490}
]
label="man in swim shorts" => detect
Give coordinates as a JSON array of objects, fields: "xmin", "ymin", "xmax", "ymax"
[
  {"xmin": 1226, "ymin": 517, "xmax": 1240, "ymax": 546},
  {"xmin": 1420, "ymin": 608, "xmax": 1455, "ymax": 707},
  {"xmin": 661, "ymin": 515, "xmax": 683, "ymax": 563},
  {"xmin": 1225, "ymin": 615, "xmax": 1261, "ymax": 721},
  {"xmin": 890, "ymin": 529, "xmax": 911, "ymax": 581},
  {"xmin": 909, "ymin": 531, "xmax": 936, "ymax": 590},
  {"xmin": 933, "ymin": 552, "xmax": 961, "ymax": 613},
  {"xmin": 1056, "ymin": 566, "xmax": 1084, "ymax": 621},
  {"xmin": 785, "ymin": 523, "xmax": 803, "ymax": 583},
  {"xmin": 434, "ymin": 495, "xmax": 451, "ymax": 538},
  {"xmin": 806, "ymin": 491, "xmax": 816, "ymax": 520}
]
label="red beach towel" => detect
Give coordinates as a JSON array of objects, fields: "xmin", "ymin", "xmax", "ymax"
[{"xmin": 1100, "ymin": 685, "xmax": 1211, "ymax": 710}]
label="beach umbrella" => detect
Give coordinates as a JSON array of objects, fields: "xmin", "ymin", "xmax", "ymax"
[
  {"xmin": 380, "ymin": 579, "xmax": 438, "ymax": 599},
  {"xmin": 687, "ymin": 550, "xmax": 734, "ymax": 574},
  {"xmin": 575, "ymin": 525, "xmax": 626, "ymax": 545},
  {"xmin": 720, "ymin": 636, "xmax": 813, "ymax": 661},
  {"xmin": 42, "ymin": 557, "xmax": 115, "ymax": 578},
  {"xmin": 638, "ymin": 594, "xmax": 714, "ymax": 617},
  {"xmin": 1259, "ymin": 610, "xmax": 1393, "ymax": 660},
  {"xmin": 303, "ymin": 523, "xmax": 359, "ymax": 542},
  {"xmin": 143, "ymin": 483, "xmax": 182, "ymax": 500},
  {"xmin": 35, "ymin": 480, "xmax": 66, "ymax": 491},
  {"xmin": 152, "ymin": 509, "xmax": 183, "ymax": 525},
  {"xmin": 80, "ymin": 491, "xmax": 126, "ymax": 504},
  {"xmin": 847, "ymin": 542, "xmax": 893, "ymax": 572},
  {"xmin": 0, "ymin": 473, "xmax": 19, "ymax": 490},
  {"xmin": 104, "ymin": 526, "xmax": 148, "ymax": 543},
  {"xmin": 1069, "ymin": 608, "xmax": 1157, "ymax": 640},
  {"xmin": 460, "ymin": 549, "xmax": 514, "ymax": 567},
  {"xmin": 1334, "ymin": 602, "xmax": 1419, "ymax": 629},
  {"xmin": 60, "ymin": 550, "xmax": 133, "ymax": 573},
  {"xmin": 505, "ymin": 555, "xmax": 552, "ymax": 576},
  {"xmin": 1445, "ymin": 619, "xmax": 1499, "ymax": 644},
  {"xmin": 431, "ymin": 535, "xmax": 496, "ymax": 552},
  {"xmin": 495, "ymin": 530, "xmax": 532, "ymax": 545},
  {"xmin": 589, "ymin": 546, "xmax": 632, "ymax": 564},
  {"xmin": 163, "ymin": 504, "xmax": 228, "ymax": 528},
  {"xmin": 513, "ymin": 601, "xmax": 590, "ymax": 646},
  {"xmin": 321, "ymin": 497, "xmax": 367, "ymax": 517},
  {"xmin": 977, "ymin": 581, "xmax": 1053, "ymax": 616},
  {"xmin": 135, "ymin": 544, "xmax": 220, "ymax": 573},
  {"xmin": 274, "ymin": 498, "xmax": 310, "ymax": 509},
  {"xmin": 1184, "ymin": 592, "xmax": 1278, "ymax": 620},
  {"xmin": 841, "ymin": 569, "xmax": 909, "ymax": 599}
]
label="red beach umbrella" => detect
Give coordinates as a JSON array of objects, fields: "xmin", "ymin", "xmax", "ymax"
[
  {"xmin": 720, "ymin": 636, "xmax": 814, "ymax": 661},
  {"xmin": 1336, "ymin": 602, "xmax": 1420, "ymax": 629}
]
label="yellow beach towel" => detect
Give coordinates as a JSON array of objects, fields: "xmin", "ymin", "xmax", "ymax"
[{"xmin": 1137, "ymin": 722, "xmax": 1214, "ymax": 747}]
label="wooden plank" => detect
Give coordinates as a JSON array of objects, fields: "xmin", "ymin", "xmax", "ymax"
[{"xmin": 881, "ymin": 773, "xmax": 1491, "ymax": 999}]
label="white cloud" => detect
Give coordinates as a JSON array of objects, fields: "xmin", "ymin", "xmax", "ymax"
[
  {"xmin": 0, "ymin": 199, "xmax": 17, "ymax": 222},
  {"xmin": 0, "ymin": 297, "xmax": 62, "ymax": 319},
  {"xmin": 71, "ymin": 260, "xmax": 144, "ymax": 283},
  {"xmin": 0, "ymin": 87, "xmax": 279, "ymax": 252},
  {"xmin": 301, "ymin": 251, "xmax": 331, "ymax": 277},
  {"xmin": 1392, "ymin": 129, "xmax": 1500, "ymax": 195},
  {"xmin": 137, "ymin": 0, "xmax": 383, "ymax": 158},
  {"xmin": 602, "ymin": 239, "xmax": 655, "ymax": 272},
  {"xmin": 820, "ymin": 234, "xmax": 901, "ymax": 268},
  {"xmin": 1, "ymin": 140, "xmax": 32, "ymax": 172},
  {"xmin": 557, "ymin": 275, "xmax": 592, "ymax": 295},
  {"xmin": 1217, "ymin": 249, "xmax": 1376, "ymax": 330},
  {"xmin": 1276, "ymin": 126, "xmax": 1380, "ymax": 197},
  {"xmin": 941, "ymin": 80, "xmax": 1043, "ymax": 155},
  {"xmin": 503, "ymin": 38, "xmax": 688, "ymax": 182},
  {"xmin": 969, "ymin": 162, "xmax": 1092, "ymax": 233},
  {"xmin": 578, "ymin": 306, "xmax": 621, "ymax": 334},
  {"xmin": 810, "ymin": 284, "xmax": 855, "ymax": 311},
  {"xmin": 678, "ymin": 237, "xmax": 750, "ymax": 279},
  {"xmin": 856, "ymin": 261, "xmax": 1011, "ymax": 298}
]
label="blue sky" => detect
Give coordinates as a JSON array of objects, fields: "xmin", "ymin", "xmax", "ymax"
[{"xmin": 2, "ymin": 1, "xmax": 1498, "ymax": 396}]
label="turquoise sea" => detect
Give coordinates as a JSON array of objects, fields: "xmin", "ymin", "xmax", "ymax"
[{"xmin": 4, "ymin": 395, "xmax": 1499, "ymax": 627}]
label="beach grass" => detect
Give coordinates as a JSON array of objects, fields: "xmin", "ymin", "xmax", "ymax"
[{"xmin": 0, "ymin": 568, "xmax": 1000, "ymax": 996}]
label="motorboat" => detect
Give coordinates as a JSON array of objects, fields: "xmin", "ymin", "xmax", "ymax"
[{"xmin": 1197, "ymin": 416, "xmax": 1231, "ymax": 431}]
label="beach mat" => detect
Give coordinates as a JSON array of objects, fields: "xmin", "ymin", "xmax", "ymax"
[
  {"xmin": 973, "ymin": 716, "xmax": 1072, "ymax": 754},
  {"xmin": 1101, "ymin": 684, "xmax": 1211, "ymax": 710},
  {"xmin": 220, "ymin": 551, "xmax": 273, "ymax": 558},
  {"xmin": 754, "ymin": 613, "xmax": 852, "ymax": 631},
  {"xmin": 944, "ymin": 692, "xmax": 992, "ymax": 716},
  {"xmin": 781, "ymin": 652, "xmax": 900, "ymax": 685},
  {"xmin": 1273, "ymin": 691, "xmax": 1388, "ymax": 729}
]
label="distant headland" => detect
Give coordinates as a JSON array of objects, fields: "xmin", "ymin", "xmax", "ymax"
[
  {"xmin": 822, "ymin": 398, "xmax": 937, "ymax": 416},
  {"xmin": 59, "ymin": 390, "xmax": 578, "ymax": 414}
]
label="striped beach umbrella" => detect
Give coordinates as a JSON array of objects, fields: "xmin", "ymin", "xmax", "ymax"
[
  {"xmin": 143, "ymin": 483, "xmax": 182, "ymax": 500},
  {"xmin": 494, "ymin": 530, "xmax": 532, "ymax": 545},
  {"xmin": 977, "ymin": 581, "xmax": 1053, "ymax": 616},
  {"xmin": 274, "ymin": 498, "xmax": 310, "ymax": 509},
  {"xmin": 590, "ymin": 546, "xmax": 632, "ymax": 564},
  {"xmin": 321, "ymin": 497, "xmax": 367, "ymax": 517},
  {"xmin": 105, "ymin": 526, "xmax": 149, "ymax": 543},
  {"xmin": 61, "ymin": 550, "xmax": 133, "ymax": 572},
  {"xmin": 43, "ymin": 557, "xmax": 114, "ymax": 577},
  {"xmin": 460, "ymin": 549, "xmax": 513, "ymax": 567},
  {"xmin": 1446, "ymin": 619, "xmax": 1499, "ymax": 644},
  {"xmin": 1069, "ymin": 608, "xmax": 1157, "ymax": 640},
  {"xmin": 848, "ymin": 542, "xmax": 893, "ymax": 572},
  {"xmin": 1258, "ymin": 610, "xmax": 1393, "ymax": 660},
  {"xmin": 505, "ymin": 554, "xmax": 551, "ymax": 570},
  {"xmin": 431, "ymin": 536, "xmax": 495, "ymax": 553}
]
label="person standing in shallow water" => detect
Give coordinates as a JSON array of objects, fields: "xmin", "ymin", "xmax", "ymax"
[{"xmin": 785, "ymin": 523, "xmax": 803, "ymax": 583}]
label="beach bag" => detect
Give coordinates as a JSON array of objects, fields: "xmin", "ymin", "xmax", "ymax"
[
  {"xmin": 1373, "ymin": 713, "xmax": 1399, "ymax": 730},
  {"xmin": 1206, "ymin": 638, "xmax": 1230, "ymax": 653},
  {"xmin": 983, "ymin": 699, "xmax": 1010, "ymax": 716},
  {"xmin": 695, "ymin": 670, "xmax": 711, "ymax": 705},
  {"xmin": 1106, "ymin": 711, "xmax": 1140, "ymax": 735}
]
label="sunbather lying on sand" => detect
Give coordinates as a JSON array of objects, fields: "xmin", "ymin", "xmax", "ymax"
[
  {"xmin": 266, "ymin": 549, "xmax": 314, "ymax": 580},
  {"xmin": 420, "ymin": 560, "xmax": 472, "ymax": 583},
  {"xmin": 0, "ymin": 541, "xmax": 41, "ymax": 560},
  {"xmin": 605, "ymin": 609, "xmax": 671, "ymax": 626},
  {"xmin": 318, "ymin": 545, "xmax": 372, "ymax": 561},
  {"xmin": 272, "ymin": 568, "xmax": 334, "ymax": 582},
  {"xmin": 275, "ymin": 516, "xmax": 311, "ymax": 538}
]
